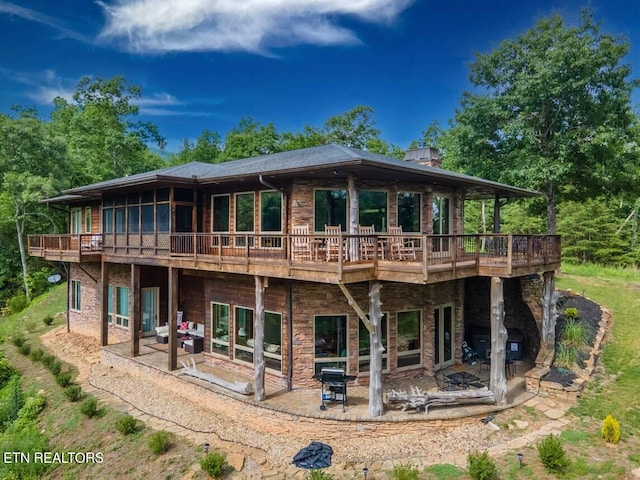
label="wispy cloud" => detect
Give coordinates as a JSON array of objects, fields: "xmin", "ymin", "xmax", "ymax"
[
  {"xmin": 0, "ymin": 68, "xmax": 76, "ymax": 104},
  {"xmin": 98, "ymin": 0, "xmax": 414, "ymax": 54},
  {"xmin": 0, "ymin": 1, "xmax": 92, "ymax": 43}
]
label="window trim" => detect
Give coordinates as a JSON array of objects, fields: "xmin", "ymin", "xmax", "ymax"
[
  {"xmin": 115, "ymin": 286, "xmax": 130, "ymax": 329},
  {"xmin": 259, "ymin": 190, "xmax": 283, "ymax": 233},
  {"xmin": 70, "ymin": 208, "xmax": 83, "ymax": 235}
]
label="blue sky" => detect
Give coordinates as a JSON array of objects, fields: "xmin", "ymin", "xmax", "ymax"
[{"xmin": 0, "ymin": 0, "xmax": 638, "ymax": 152}]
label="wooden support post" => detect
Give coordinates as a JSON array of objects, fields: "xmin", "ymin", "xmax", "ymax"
[
  {"xmin": 100, "ymin": 261, "xmax": 109, "ymax": 347},
  {"xmin": 168, "ymin": 267, "xmax": 178, "ymax": 371},
  {"xmin": 130, "ymin": 264, "xmax": 140, "ymax": 357},
  {"xmin": 489, "ymin": 277, "xmax": 508, "ymax": 406},
  {"xmin": 254, "ymin": 275, "xmax": 266, "ymax": 402},
  {"xmin": 337, "ymin": 283, "xmax": 373, "ymax": 333},
  {"xmin": 368, "ymin": 281, "xmax": 384, "ymax": 417},
  {"xmin": 348, "ymin": 173, "xmax": 358, "ymax": 261},
  {"xmin": 541, "ymin": 271, "xmax": 557, "ymax": 347}
]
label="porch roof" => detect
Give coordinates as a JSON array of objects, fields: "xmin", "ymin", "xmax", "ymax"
[{"xmin": 46, "ymin": 144, "xmax": 539, "ymax": 203}]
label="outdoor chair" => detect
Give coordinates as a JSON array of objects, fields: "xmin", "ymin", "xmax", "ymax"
[
  {"xmin": 291, "ymin": 225, "xmax": 312, "ymax": 260},
  {"xmin": 358, "ymin": 225, "xmax": 376, "ymax": 260},
  {"xmin": 389, "ymin": 226, "xmax": 416, "ymax": 260},
  {"xmin": 324, "ymin": 225, "xmax": 344, "ymax": 261}
]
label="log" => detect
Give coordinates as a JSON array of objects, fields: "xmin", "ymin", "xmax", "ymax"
[
  {"xmin": 386, "ymin": 385, "xmax": 495, "ymax": 413},
  {"xmin": 490, "ymin": 276, "xmax": 507, "ymax": 406},
  {"xmin": 181, "ymin": 358, "xmax": 253, "ymax": 395},
  {"xmin": 368, "ymin": 281, "xmax": 384, "ymax": 417}
]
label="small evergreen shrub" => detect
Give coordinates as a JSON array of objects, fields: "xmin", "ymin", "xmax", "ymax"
[
  {"xmin": 80, "ymin": 397, "xmax": 100, "ymax": 418},
  {"xmin": 537, "ymin": 435, "xmax": 570, "ymax": 473},
  {"xmin": 28, "ymin": 348, "xmax": 44, "ymax": 362},
  {"xmin": 6, "ymin": 294, "xmax": 27, "ymax": 315},
  {"xmin": 601, "ymin": 414, "xmax": 621, "ymax": 444},
  {"xmin": 564, "ymin": 307, "xmax": 579, "ymax": 320},
  {"xmin": 467, "ymin": 451, "xmax": 496, "ymax": 480},
  {"xmin": 148, "ymin": 430, "xmax": 172, "ymax": 455},
  {"xmin": 64, "ymin": 385, "xmax": 83, "ymax": 402},
  {"xmin": 55, "ymin": 370, "xmax": 74, "ymax": 387},
  {"xmin": 390, "ymin": 462, "xmax": 420, "ymax": 480},
  {"xmin": 17, "ymin": 342, "xmax": 31, "ymax": 356},
  {"xmin": 200, "ymin": 451, "xmax": 228, "ymax": 478},
  {"xmin": 42, "ymin": 315, "xmax": 54, "ymax": 326},
  {"xmin": 306, "ymin": 469, "xmax": 334, "ymax": 480},
  {"xmin": 115, "ymin": 414, "xmax": 139, "ymax": 435},
  {"xmin": 16, "ymin": 395, "xmax": 46, "ymax": 422}
]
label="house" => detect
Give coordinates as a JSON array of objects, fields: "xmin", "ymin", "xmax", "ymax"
[{"xmin": 28, "ymin": 144, "xmax": 560, "ymax": 414}]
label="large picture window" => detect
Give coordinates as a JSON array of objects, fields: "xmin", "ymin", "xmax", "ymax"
[
  {"xmin": 396, "ymin": 310, "xmax": 421, "ymax": 368},
  {"xmin": 70, "ymin": 208, "xmax": 82, "ymax": 235},
  {"xmin": 358, "ymin": 191, "xmax": 387, "ymax": 232},
  {"xmin": 314, "ymin": 190, "xmax": 346, "ymax": 232},
  {"xmin": 358, "ymin": 314, "xmax": 388, "ymax": 373},
  {"xmin": 70, "ymin": 280, "xmax": 81, "ymax": 311},
  {"xmin": 264, "ymin": 312, "xmax": 282, "ymax": 372},
  {"xmin": 260, "ymin": 191, "xmax": 282, "ymax": 232},
  {"xmin": 397, "ymin": 192, "xmax": 421, "ymax": 233},
  {"xmin": 235, "ymin": 193, "xmax": 255, "ymax": 247},
  {"xmin": 234, "ymin": 307, "xmax": 254, "ymax": 364},
  {"xmin": 314, "ymin": 315, "xmax": 347, "ymax": 374},
  {"xmin": 115, "ymin": 286, "xmax": 129, "ymax": 328},
  {"xmin": 84, "ymin": 208, "xmax": 92, "ymax": 233},
  {"xmin": 211, "ymin": 303, "xmax": 230, "ymax": 356},
  {"xmin": 212, "ymin": 195, "xmax": 230, "ymax": 232}
]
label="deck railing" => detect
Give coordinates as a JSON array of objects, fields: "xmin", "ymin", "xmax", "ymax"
[{"xmin": 29, "ymin": 232, "xmax": 561, "ymax": 271}]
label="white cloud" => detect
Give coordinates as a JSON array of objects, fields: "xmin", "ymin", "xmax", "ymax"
[
  {"xmin": 98, "ymin": 0, "xmax": 413, "ymax": 53},
  {"xmin": 0, "ymin": 68, "xmax": 76, "ymax": 104}
]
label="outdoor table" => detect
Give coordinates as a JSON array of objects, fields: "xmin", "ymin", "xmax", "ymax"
[{"xmin": 447, "ymin": 371, "xmax": 480, "ymax": 389}]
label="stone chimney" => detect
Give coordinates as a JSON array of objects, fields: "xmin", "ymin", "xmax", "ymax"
[{"xmin": 404, "ymin": 146, "xmax": 441, "ymax": 168}]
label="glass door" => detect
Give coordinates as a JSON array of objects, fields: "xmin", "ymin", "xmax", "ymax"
[
  {"xmin": 432, "ymin": 195, "xmax": 451, "ymax": 257},
  {"xmin": 141, "ymin": 287, "xmax": 159, "ymax": 336},
  {"xmin": 434, "ymin": 304, "xmax": 455, "ymax": 369}
]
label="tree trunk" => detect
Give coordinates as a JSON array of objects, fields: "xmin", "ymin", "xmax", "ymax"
[
  {"xmin": 541, "ymin": 271, "xmax": 556, "ymax": 347},
  {"xmin": 254, "ymin": 275, "xmax": 266, "ymax": 402},
  {"xmin": 15, "ymin": 216, "xmax": 30, "ymax": 303},
  {"xmin": 489, "ymin": 277, "xmax": 508, "ymax": 406},
  {"xmin": 348, "ymin": 174, "xmax": 358, "ymax": 261},
  {"xmin": 546, "ymin": 182, "xmax": 557, "ymax": 235},
  {"xmin": 368, "ymin": 281, "xmax": 384, "ymax": 417}
]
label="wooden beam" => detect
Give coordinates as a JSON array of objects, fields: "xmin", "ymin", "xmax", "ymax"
[
  {"xmin": 541, "ymin": 271, "xmax": 556, "ymax": 347},
  {"xmin": 254, "ymin": 275, "xmax": 266, "ymax": 401},
  {"xmin": 100, "ymin": 261, "xmax": 109, "ymax": 346},
  {"xmin": 130, "ymin": 264, "xmax": 140, "ymax": 357},
  {"xmin": 489, "ymin": 276, "xmax": 508, "ymax": 406},
  {"xmin": 368, "ymin": 281, "xmax": 384, "ymax": 417},
  {"xmin": 337, "ymin": 282, "xmax": 372, "ymax": 333},
  {"xmin": 168, "ymin": 267, "xmax": 178, "ymax": 371}
]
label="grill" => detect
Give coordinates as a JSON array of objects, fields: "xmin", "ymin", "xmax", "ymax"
[{"xmin": 315, "ymin": 367, "xmax": 355, "ymax": 412}]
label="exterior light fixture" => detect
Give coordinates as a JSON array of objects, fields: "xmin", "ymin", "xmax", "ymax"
[
  {"xmin": 517, "ymin": 452, "xmax": 523, "ymax": 468},
  {"xmin": 362, "ymin": 466, "xmax": 369, "ymax": 479},
  {"xmin": 204, "ymin": 443, "xmax": 210, "ymax": 454}
]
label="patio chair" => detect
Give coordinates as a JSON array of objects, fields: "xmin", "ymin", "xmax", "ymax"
[
  {"xmin": 389, "ymin": 226, "xmax": 416, "ymax": 260},
  {"xmin": 358, "ymin": 225, "xmax": 376, "ymax": 260},
  {"xmin": 291, "ymin": 225, "xmax": 312, "ymax": 260},
  {"xmin": 324, "ymin": 225, "xmax": 344, "ymax": 261}
]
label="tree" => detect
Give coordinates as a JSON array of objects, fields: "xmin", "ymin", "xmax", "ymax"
[
  {"xmin": 323, "ymin": 105, "xmax": 381, "ymax": 149},
  {"xmin": 51, "ymin": 76, "xmax": 166, "ymax": 185},
  {"xmin": 171, "ymin": 129, "xmax": 223, "ymax": 165},
  {"xmin": 448, "ymin": 10, "xmax": 640, "ymax": 233},
  {"xmin": 221, "ymin": 118, "xmax": 282, "ymax": 161}
]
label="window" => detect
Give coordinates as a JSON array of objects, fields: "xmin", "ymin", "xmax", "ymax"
[
  {"xmin": 235, "ymin": 193, "xmax": 254, "ymax": 247},
  {"xmin": 396, "ymin": 310, "xmax": 421, "ymax": 368},
  {"xmin": 211, "ymin": 303, "xmax": 230, "ymax": 356},
  {"xmin": 128, "ymin": 206, "xmax": 139, "ymax": 233},
  {"xmin": 141, "ymin": 205, "xmax": 154, "ymax": 233},
  {"xmin": 234, "ymin": 307, "xmax": 254, "ymax": 364},
  {"xmin": 433, "ymin": 196, "xmax": 451, "ymax": 235},
  {"xmin": 314, "ymin": 315, "xmax": 347, "ymax": 374},
  {"xmin": 107, "ymin": 285, "xmax": 113, "ymax": 323},
  {"xmin": 103, "ymin": 208, "xmax": 113, "ymax": 234},
  {"xmin": 156, "ymin": 204, "xmax": 169, "ymax": 232},
  {"xmin": 358, "ymin": 314, "xmax": 388, "ymax": 373},
  {"xmin": 358, "ymin": 191, "xmax": 388, "ymax": 232},
  {"xmin": 398, "ymin": 192, "xmax": 421, "ymax": 233},
  {"xmin": 70, "ymin": 280, "xmax": 81, "ymax": 311},
  {"xmin": 84, "ymin": 208, "xmax": 92, "ymax": 233},
  {"xmin": 264, "ymin": 312, "xmax": 282, "ymax": 372},
  {"xmin": 115, "ymin": 207, "xmax": 126, "ymax": 233},
  {"xmin": 70, "ymin": 208, "xmax": 82, "ymax": 235},
  {"xmin": 212, "ymin": 195, "xmax": 230, "ymax": 232},
  {"xmin": 314, "ymin": 190, "xmax": 346, "ymax": 232},
  {"xmin": 260, "ymin": 191, "xmax": 282, "ymax": 232},
  {"xmin": 115, "ymin": 287, "xmax": 129, "ymax": 328}
]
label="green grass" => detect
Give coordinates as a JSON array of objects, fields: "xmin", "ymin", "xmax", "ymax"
[
  {"xmin": 557, "ymin": 263, "xmax": 640, "ymax": 438},
  {"xmin": 423, "ymin": 463, "xmax": 465, "ymax": 479}
]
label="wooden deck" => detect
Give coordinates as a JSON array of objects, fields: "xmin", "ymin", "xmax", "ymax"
[{"xmin": 29, "ymin": 232, "xmax": 560, "ymax": 284}]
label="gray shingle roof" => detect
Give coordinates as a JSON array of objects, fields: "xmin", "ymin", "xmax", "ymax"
[{"xmin": 61, "ymin": 144, "xmax": 538, "ymax": 199}]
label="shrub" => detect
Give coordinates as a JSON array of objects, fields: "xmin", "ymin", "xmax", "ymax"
[
  {"xmin": 64, "ymin": 385, "xmax": 83, "ymax": 402},
  {"xmin": 16, "ymin": 395, "xmax": 46, "ymax": 422},
  {"xmin": 24, "ymin": 319, "xmax": 38, "ymax": 333},
  {"xmin": 466, "ymin": 451, "xmax": 496, "ymax": 480},
  {"xmin": 537, "ymin": 435, "xmax": 570, "ymax": 473},
  {"xmin": 10, "ymin": 332, "xmax": 26, "ymax": 348},
  {"xmin": 200, "ymin": 451, "xmax": 228, "ymax": 478},
  {"xmin": 306, "ymin": 469, "xmax": 334, "ymax": 480},
  {"xmin": 0, "ymin": 376, "xmax": 24, "ymax": 430},
  {"xmin": 0, "ymin": 353, "xmax": 17, "ymax": 387},
  {"xmin": 48, "ymin": 360, "xmax": 62, "ymax": 376},
  {"xmin": 564, "ymin": 307, "xmax": 579, "ymax": 320},
  {"xmin": 601, "ymin": 414, "xmax": 621, "ymax": 444},
  {"xmin": 555, "ymin": 343, "xmax": 578, "ymax": 369},
  {"xmin": 115, "ymin": 414, "xmax": 139, "ymax": 435},
  {"xmin": 148, "ymin": 430, "xmax": 172, "ymax": 455},
  {"xmin": 17, "ymin": 342, "xmax": 31, "ymax": 356},
  {"xmin": 6, "ymin": 294, "xmax": 28, "ymax": 315},
  {"xmin": 28, "ymin": 348, "xmax": 43, "ymax": 362},
  {"xmin": 55, "ymin": 371, "xmax": 74, "ymax": 388},
  {"xmin": 390, "ymin": 462, "xmax": 419, "ymax": 480},
  {"xmin": 42, "ymin": 315, "xmax": 54, "ymax": 326},
  {"xmin": 80, "ymin": 397, "xmax": 100, "ymax": 418},
  {"xmin": 562, "ymin": 319, "xmax": 589, "ymax": 350}
]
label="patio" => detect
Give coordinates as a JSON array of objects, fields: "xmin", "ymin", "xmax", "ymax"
[{"xmin": 101, "ymin": 337, "xmax": 535, "ymax": 422}]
